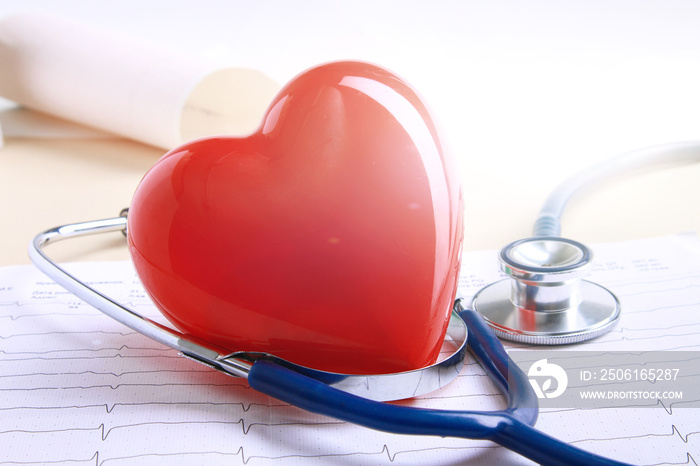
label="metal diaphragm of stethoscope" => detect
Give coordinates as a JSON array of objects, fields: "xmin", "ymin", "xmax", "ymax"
[
  {"xmin": 472, "ymin": 235, "xmax": 622, "ymax": 345},
  {"xmin": 29, "ymin": 141, "xmax": 700, "ymax": 466}
]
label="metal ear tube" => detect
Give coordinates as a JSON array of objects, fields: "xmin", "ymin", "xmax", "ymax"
[{"xmin": 472, "ymin": 237, "xmax": 621, "ymax": 345}]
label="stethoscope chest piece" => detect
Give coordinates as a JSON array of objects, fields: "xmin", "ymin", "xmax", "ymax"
[{"xmin": 472, "ymin": 237, "xmax": 621, "ymax": 345}]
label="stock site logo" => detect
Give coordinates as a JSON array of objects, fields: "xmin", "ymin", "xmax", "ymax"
[{"xmin": 528, "ymin": 359, "xmax": 568, "ymax": 399}]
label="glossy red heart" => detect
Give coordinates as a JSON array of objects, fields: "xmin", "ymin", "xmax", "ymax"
[{"xmin": 127, "ymin": 61, "xmax": 463, "ymax": 375}]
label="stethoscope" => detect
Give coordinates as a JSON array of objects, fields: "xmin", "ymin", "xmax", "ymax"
[{"xmin": 28, "ymin": 141, "xmax": 700, "ymax": 466}]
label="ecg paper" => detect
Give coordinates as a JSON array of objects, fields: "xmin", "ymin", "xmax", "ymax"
[{"xmin": 1, "ymin": 234, "xmax": 699, "ymax": 465}]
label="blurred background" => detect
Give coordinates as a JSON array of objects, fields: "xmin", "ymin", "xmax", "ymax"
[{"xmin": 2, "ymin": 0, "xmax": 700, "ymax": 265}]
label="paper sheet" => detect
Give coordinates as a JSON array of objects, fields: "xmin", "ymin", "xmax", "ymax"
[
  {"xmin": 1, "ymin": 234, "xmax": 699, "ymax": 464},
  {"xmin": 0, "ymin": 14, "xmax": 279, "ymax": 149}
]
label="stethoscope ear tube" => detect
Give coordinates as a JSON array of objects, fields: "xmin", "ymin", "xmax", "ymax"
[{"xmin": 249, "ymin": 306, "xmax": 631, "ymax": 466}]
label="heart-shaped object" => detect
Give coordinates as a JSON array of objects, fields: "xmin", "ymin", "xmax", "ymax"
[{"xmin": 127, "ymin": 61, "xmax": 463, "ymax": 375}]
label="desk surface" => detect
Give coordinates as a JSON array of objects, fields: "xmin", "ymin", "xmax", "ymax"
[{"xmin": 2, "ymin": 0, "xmax": 700, "ymax": 266}]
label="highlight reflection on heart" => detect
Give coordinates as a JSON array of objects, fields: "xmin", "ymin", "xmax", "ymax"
[{"xmin": 127, "ymin": 61, "xmax": 463, "ymax": 374}]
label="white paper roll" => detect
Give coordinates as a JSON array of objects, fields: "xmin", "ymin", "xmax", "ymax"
[{"xmin": 0, "ymin": 13, "xmax": 279, "ymax": 149}]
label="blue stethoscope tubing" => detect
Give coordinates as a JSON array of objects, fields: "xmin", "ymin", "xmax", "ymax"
[{"xmin": 249, "ymin": 303, "xmax": 631, "ymax": 466}]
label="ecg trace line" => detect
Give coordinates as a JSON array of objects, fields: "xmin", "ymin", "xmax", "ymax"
[
  {"xmin": 0, "ymin": 380, "xmax": 251, "ymax": 392},
  {"xmin": 0, "ymin": 418, "xmax": 348, "ymax": 441},
  {"xmin": 0, "ymin": 400, "xmax": 292, "ymax": 414},
  {"xmin": 0, "ymin": 368, "xmax": 214, "ymax": 379},
  {"xmin": 0, "ymin": 330, "xmax": 140, "ymax": 341},
  {"xmin": 83, "ymin": 443, "xmax": 503, "ymax": 466}
]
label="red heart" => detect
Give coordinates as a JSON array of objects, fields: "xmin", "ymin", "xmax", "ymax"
[{"xmin": 127, "ymin": 61, "xmax": 463, "ymax": 375}]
